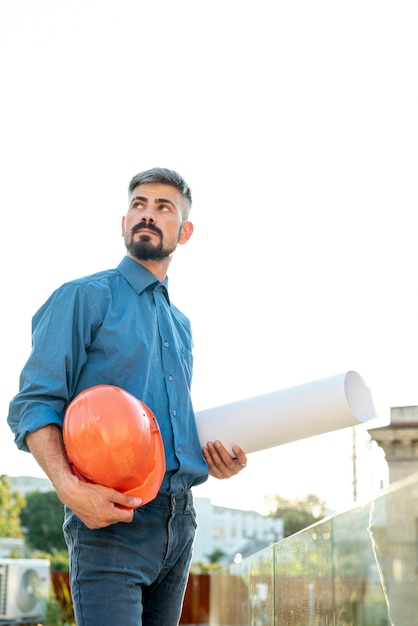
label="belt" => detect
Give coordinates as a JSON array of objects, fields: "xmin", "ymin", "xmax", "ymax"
[{"xmin": 148, "ymin": 489, "xmax": 192, "ymax": 511}]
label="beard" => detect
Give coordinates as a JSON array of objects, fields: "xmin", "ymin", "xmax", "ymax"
[{"xmin": 125, "ymin": 223, "xmax": 180, "ymax": 261}]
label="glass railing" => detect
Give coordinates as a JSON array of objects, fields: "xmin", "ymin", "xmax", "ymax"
[{"xmin": 209, "ymin": 472, "xmax": 418, "ymax": 625}]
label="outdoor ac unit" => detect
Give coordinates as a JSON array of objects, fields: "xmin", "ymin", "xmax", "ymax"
[{"xmin": 0, "ymin": 558, "xmax": 50, "ymax": 621}]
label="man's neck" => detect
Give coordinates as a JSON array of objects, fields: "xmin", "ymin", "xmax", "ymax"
[{"xmin": 126, "ymin": 253, "xmax": 171, "ymax": 282}]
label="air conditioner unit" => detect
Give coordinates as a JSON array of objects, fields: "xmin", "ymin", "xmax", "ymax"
[{"xmin": 0, "ymin": 558, "xmax": 51, "ymax": 621}]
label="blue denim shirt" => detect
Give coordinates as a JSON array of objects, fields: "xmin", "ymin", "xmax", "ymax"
[{"xmin": 8, "ymin": 256, "xmax": 209, "ymax": 493}]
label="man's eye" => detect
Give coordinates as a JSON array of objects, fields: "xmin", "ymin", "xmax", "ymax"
[{"xmin": 159, "ymin": 205, "xmax": 170, "ymax": 211}]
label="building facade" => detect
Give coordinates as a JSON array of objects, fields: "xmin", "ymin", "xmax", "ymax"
[
  {"xmin": 192, "ymin": 497, "xmax": 284, "ymax": 565},
  {"xmin": 368, "ymin": 405, "xmax": 418, "ymax": 483}
]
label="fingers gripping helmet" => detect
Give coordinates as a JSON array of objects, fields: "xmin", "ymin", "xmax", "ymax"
[{"xmin": 63, "ymin": 385, "xmax": 165, "ymax": 505}]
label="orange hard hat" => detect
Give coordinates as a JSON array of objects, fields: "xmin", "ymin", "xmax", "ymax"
[{"xmin": 63, "ymin": 385, "xmax": 165, "ymax": 505}]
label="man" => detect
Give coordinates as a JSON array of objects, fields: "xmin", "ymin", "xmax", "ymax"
[{"xmin": 8, "ymin": 168, "xmax": 247, "ymax": 625}]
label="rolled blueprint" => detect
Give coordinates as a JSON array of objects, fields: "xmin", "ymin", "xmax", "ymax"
[{"xmin": 195, "ymin": 371, "xmax": 376, "ymax": 455}]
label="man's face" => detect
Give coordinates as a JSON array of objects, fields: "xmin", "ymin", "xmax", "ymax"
[{"xmin": 122, "ymin": 182, "xmax": 192, "ymax": 261}]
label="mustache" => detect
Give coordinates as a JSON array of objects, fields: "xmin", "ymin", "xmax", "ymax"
[{"xmin": 131, "ymin": 222, "xmax": 163, "ymax": 238}]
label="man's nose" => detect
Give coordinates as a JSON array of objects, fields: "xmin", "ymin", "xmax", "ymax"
[{"xmin": 141, "ymin": 212, "xmax": 155, "ymax": 223}]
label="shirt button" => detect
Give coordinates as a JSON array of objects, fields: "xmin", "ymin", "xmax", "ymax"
[
  {"xmin": 173, "ymin": 410, "xmax": 177, "ymax": 416},
  {"xmin": 164, "ymin": 341, "xmax": 169, "ymax": 347},
  {"xmin": 168, "ymin": 375, "xmax": 174, "ymax": 382}
]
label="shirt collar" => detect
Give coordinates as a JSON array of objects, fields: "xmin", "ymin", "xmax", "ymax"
[{"xmin": 117, "ymin": 256, "xmax": 170, "ymax": 303}]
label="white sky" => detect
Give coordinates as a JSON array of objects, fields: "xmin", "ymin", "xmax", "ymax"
[{"xmin": 0, "ymin": 1, "xmax": 417, "ymax": 514}]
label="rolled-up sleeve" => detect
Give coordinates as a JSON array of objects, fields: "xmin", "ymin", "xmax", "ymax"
[{"xmin": 7, "ymin": 282, "xmax": 100, "ymax": 451}]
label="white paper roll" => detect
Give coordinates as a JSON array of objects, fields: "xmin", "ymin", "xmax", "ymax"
[{"xmin": 195, "ymin": 371, "xmax": 376, "ymax": 455}]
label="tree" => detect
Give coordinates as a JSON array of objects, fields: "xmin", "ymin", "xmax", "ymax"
[
  {"xmin": 205, "ymin": 548, "xmax": 226, "ymax": 564},
  {"xmin": 20, "ymin": 490, "xmax": 67, "ymax": 553},
  {"xmin": 266, "ymin": 493, "xmax": 326, "ymax": 537},
  {"xmin": 0, "ymin": 474, "xmax": 25, "ymax": 538}
]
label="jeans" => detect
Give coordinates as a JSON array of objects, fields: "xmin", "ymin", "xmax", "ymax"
[{"xmin": 63, "ymin": 490, "xmax": 197, "ymax": 626}]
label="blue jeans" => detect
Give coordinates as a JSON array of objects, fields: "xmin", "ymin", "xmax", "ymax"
[{"xmin": 63, "ymin": 490, "xmax": 197, "ymax": 626}]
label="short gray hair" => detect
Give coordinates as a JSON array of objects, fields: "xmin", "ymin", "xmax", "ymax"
[{"xmin": 128, "ymin": 168, "xmax": 192, "ymax": 219}]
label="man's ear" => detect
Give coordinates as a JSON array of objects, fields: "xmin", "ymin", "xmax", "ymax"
[
  {"xmin": 121, "ymin": 216, "xmax": 126, "ymax": 236},
  {"xmin": 178, "ymin": 221, "xmax": 194, "ymax": 245}
]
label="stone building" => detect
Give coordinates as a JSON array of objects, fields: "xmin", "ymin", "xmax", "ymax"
[
  {"xmin": 368, "ymin": 405, "xmax": 418, "ymax": 625},
  {"xmin": 368, "ymin": 405, "xmax": 418, "ymax": 483}
]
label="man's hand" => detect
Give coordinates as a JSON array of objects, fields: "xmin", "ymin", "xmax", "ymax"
[
  {"xmin": 59, "ymin": 473, "xmax": 142, "ymax": 529},
  {"xmin": 26, "ymin": 424, "xmax": 142, "ymax": 529},
  {"xmin": 202, "ymin": 440, "xmax": 247, "ymax": 480}
]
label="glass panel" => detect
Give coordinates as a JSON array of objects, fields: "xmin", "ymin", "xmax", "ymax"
[{"xmin": 209, "ymin": 472, "xmax": 418, "ymax": 625}]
